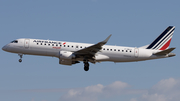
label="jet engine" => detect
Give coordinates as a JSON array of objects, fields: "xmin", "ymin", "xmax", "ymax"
[{"xmin": 59, "ymin": 51, "xmax": 79, "ymax": 65}]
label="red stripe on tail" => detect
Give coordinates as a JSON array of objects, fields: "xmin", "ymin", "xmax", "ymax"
[{"xmin": 159, "ymin": 38, "xmax": 172, "ymax": 50}]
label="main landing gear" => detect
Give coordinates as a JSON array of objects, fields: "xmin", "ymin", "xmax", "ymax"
[
  {"xmin": 18, "ymin": 54, "xmax": 23, "ymax": 63},
  {"xmin": 83, "ymin": 59, "xmax": 89, "ymax": 71}
]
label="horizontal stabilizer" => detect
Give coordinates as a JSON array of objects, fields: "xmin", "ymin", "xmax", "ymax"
[{"xmin": 153, "ymin": 48, "xmax": 176, "ymax": 55}]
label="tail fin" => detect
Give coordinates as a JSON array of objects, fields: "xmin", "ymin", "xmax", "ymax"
[{"xmin": 146, "ymin": 26, "xmax": 175, "ymax": 50}]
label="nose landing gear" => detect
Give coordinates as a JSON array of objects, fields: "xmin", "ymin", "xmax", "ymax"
[
  {"xmin": 19, "ymin": 59, "xmax": 22, "ymax": 62},
  {"xmin": 18, "ymin": 54, "xmax": 23, "ymax": 63}
]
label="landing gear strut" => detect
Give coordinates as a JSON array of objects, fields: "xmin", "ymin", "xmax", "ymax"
[
  {"xmin": 83, "ymin": 60, "xmax": 89, "ymax": 71},
  {"xmin": 18, "ymin": 54, "xmax": 23, "ymax": 63}
]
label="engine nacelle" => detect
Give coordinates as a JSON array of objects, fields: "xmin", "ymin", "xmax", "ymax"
[
  {"xmin": 59, "ymin": 51, "xmax": 79, "ymax": 65},
  {"xmin": 59, "ymin": 51, "xmax": 75, "ymax": 60},
  {"xmin": 59, "ymin": 59, "xmax": 72, "ymax": 65},
  {"xmin": 59, "ymin": 59, "xmax": 80, "ymax": 65}
]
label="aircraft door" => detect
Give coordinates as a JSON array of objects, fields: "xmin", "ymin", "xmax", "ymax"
[
  {"xmin": 24, "ymin": 39, "xmax": 30, "ymax": 48},
  {"xmin": 134, "ymin": 48, "xmax": 139, "ymax": 58}
]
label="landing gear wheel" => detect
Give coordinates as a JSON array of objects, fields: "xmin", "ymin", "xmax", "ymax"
[
  {"xmin": 84, "ymin": 66, "xmax": 89, "ymax": 71},
  {"xmin": 19, "ymin": 59, "xmax": 22, "ymax": 63},
  {"xmin": 84, "ymin": 62, "xmax": 89, "ymax": 71},
  {"xmin": 83, "ymin": 59, "xmax": 90, "ymax": 71},
  {"xmin": 18, "ymin": 54, "xmax": 23, "ymax": 63}
]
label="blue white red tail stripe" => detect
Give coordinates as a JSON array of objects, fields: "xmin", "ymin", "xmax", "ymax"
[
  {"xmin": 155, "ymin": 33, "xmax": 173, "ymax": 50},
  {"xmin": 153, "ymin": 28, "xmax": 174, "ymax": 49},
  {"xmin": 146, "ymin": 26, "xmax": 175, "ymax": 50}
]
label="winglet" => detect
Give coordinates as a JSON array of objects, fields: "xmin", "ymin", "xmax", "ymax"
[
  {"xmin": 153, "ymin": 47, "xmax": 176, "ymax": 55},
  {"xmin": 101, "ymin": 34, "xmax": 112, "ymax": 44}
]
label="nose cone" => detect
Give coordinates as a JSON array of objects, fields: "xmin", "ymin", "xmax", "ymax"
[{"xmin": 2, "ymin": 45, "xmax": 7, "ymax": 51}]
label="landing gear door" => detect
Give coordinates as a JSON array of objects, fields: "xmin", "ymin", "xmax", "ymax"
[
  {"xmin": 24, "ymin": 39, "xmax": 30, "ymax": 48},
  {"xmin": 134, "ymin": 48, "xmax": 139, "ymax": 58}
]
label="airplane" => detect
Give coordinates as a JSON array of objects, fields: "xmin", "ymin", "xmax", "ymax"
[{"xmin": 2, "ymin": 26, "xmax": 176, "ymax": 71}]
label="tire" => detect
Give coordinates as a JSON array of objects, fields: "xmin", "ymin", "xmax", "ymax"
[
  {"xmin": 84, "ymin": 66, "xmax": 89, "ymax": 71},
  {"xmin": 84, "ymin": 62, "xmax": 89, "ymax": 71},
  {"xmin": 19, "ymin": 59, "xmax": 22, "ymax": 63}
]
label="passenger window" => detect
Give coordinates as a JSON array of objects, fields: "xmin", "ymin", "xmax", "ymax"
[
  {"xmin": 37, "ymin": 43, "xmax": 38, "ymax": 45},
  {"xmin": 60, "ymin": 45, "xmax": 62, "ymax": 47},
  {"xmin": 72, "ymin": 46, "xmax": 73, "ymax": 48},
  {"xmin": 118, "ymin": 50, "xmax": 120, "ymax": 51},
  {"xmin": 107, "ymin": 49, "xmax": 109, "ymax": 51},
  {"xmin": 68, "ymin": 45, "xmax": 69, "ymax": 47},
  {"xmin": 126, "ymin": 50, "xmax": 128, "ymax": 52},
  {"xmin": 114, "ymin": 49, "xmax": 116, "ymax": 51},
  {"xmin": 52, "ymin": 44, "xmax": 54, "ymax": 46},
  {"xmin": 48, "ymin": 44, "xmax": 50, "ymax": 46},
  {"xmin": 56, "ymin": 44, "xmax": 58, "ymax": 46},
  {"xmin": 44, "ymin": 44, "xmax": 46, "ymax": 45},
  {"xmin": 103, "ymin": 48, "xmax": 105, "ymax": 50},
  {"xmin": 110, "ymin": 49, "xmax": 112, "ymax": 51},
  {"xmin": 64, "ymin": 45, "xmax": 66, "ymax": 47},
  {"xmin": 41, "ymin": 43, "xmax": 42, "ymax": 45},
  {"xmin": 122, "ymin": 50, "xmax": 124, "ymax": 52}
]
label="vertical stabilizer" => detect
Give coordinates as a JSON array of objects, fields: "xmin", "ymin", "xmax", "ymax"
[{"xmin": 146, "ymin": 26, "xmax": 175, "ymax": 50}]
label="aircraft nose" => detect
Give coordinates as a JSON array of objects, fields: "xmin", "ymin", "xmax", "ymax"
[{"xmin": 2, "ymin": 45, "xmax": 7, "ymax": 51}]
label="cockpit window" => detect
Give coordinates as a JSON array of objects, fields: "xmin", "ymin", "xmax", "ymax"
[{"xmin": 11, "ymin": 40, "xmax": 18, "ymax": 43}]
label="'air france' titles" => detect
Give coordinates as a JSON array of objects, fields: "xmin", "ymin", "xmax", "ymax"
[{"xmin": 33, "ymin": 40, "xmax": 62, "ymax": 44}]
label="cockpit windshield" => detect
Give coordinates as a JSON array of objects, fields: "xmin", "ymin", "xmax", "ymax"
[{"xmin": 11, "ymin": 40, "xmax": 18, "ymax": 43}]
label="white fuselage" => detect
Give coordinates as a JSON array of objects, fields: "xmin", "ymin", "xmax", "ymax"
[
  {"xmin": 2, "ymin": 38, "xmax": 167, "ymax": 63},
  {"xmin": 2, "ymin": 26, "xmax": 176, "ymax": 71}
]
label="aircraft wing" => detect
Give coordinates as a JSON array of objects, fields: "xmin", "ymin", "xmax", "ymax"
[{"xmin": 74, "ymin": 34, "xmax": 112, "ymax": 59}]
